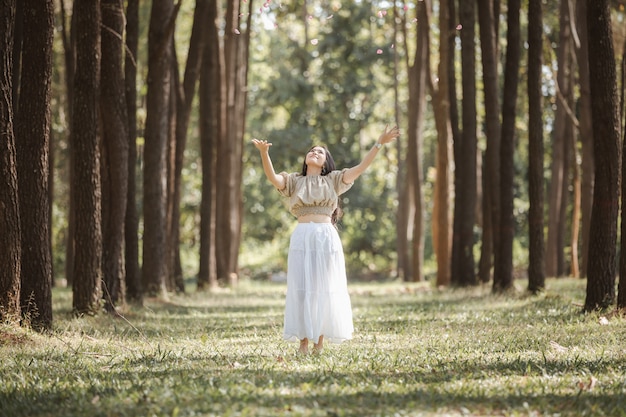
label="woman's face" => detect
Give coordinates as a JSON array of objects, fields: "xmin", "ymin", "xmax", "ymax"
[{"xmin": 305, "ymin": 146, "xmax": 327, "ymax": 169}]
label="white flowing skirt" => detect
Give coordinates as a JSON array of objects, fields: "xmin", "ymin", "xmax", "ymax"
[{"xmin": 283, "ymin": 223, "xmax": 354, "ymax": 344}]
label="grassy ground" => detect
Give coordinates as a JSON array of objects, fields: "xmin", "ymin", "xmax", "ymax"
[{"xmin": 1, "ymin": 278, "xmax": 625, "ymax": 417}]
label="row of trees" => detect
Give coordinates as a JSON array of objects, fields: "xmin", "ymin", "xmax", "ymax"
[
  {"xmin": 2, "ymin": 0, "xmax": 626, "ymax": 332},
  {"xmin": 1, "ymin": 0, "xmax": 253, "ymax": 329},
  {"xmin": 393, "ymin": 0, "xmax": 626, "ymax": 312}
]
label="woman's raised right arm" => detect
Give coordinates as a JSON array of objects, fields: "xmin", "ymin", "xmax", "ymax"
[{"xmin": 251, "ymin": 139, "xmax": 286, "ymax": 190}]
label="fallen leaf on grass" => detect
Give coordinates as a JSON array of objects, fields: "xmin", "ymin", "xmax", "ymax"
[{"xmin": 577, "ymin": 376, "xmax": 597, "ymax": 391}]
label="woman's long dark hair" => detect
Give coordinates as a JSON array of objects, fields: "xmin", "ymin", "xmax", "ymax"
[{"xmin": 301, "ymin": 145, "xmax": 343, "ymax": 225}]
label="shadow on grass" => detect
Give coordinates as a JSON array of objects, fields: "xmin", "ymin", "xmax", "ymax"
[{"xmin": 2, "ymin": 358, "xmax": 625, "ymax": 417}]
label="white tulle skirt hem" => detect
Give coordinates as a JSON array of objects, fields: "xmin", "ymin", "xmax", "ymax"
[{"xmin": 282, "ymin": 223, "xmax": 354, "ymax": 344}]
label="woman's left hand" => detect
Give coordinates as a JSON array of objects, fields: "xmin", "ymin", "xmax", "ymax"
[{"xmin": 378, "ymin": 125, "xmax": 400, "ymax": 145}]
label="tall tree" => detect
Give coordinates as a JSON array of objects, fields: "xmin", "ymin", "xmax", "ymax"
[
  {"xmin": 0, "ymin": 0, "xmax": 21, "ymax": 324},
  {"xmin": 575, "ymin": 0, "xmax": 593, "ymax": 279},
  {"xmin": 165, "ymin": 53, "xmax": 179, "ymax": 292},
  {"xmin": 215, "ymin": 0, "xmax": 251, "ymax": 284},
  {"xmin": 451, "ymin": 0, "xmax": 478, "ymax": 287},
  {"xmin": 170, "ymin": 0, "xmax": 210, "ymax": 292},
  {"xmin": 72, "ymin": 0, "xmax": 103, "ymax": 315},
  {"xmin": 100, "ymin": 0, "xmax": 129, "ymax": 311},
  {"xmin": 198, "ymin": 0, "xmax": 221, "ymax": 290},
  {"xmin": 527, "ymin": 0, "xmax": 545, "ymax": 294},
  {"xmin": 431, "ymin": 0, "xmax": 453, "ymax": 287},
  {"xmin": 15, "ymin": 0, "xmax": 54, "ymax": 329},
  {"xmin": 395, "ymin": 0, "xmax": 411, "ymax": 282},
  {"xmin": 477, "ymin": 0, "xmax": 501, "ymax": 284},
  {"xmin": 546, "ymin": 0, "xmax": 574, "ymax": 278},
  {"xmin": 618, "ymin": 27, "xmax": 626, "ymax": 309},
  {"xmin": 124, "ymin": 0, "xmax": 142, "ymax": 304},
  {"xmin": 400, "ymin": 0, "xmax": 429, "ymax": 282},
  {"xmin": 585, "ymin": 0, "xmax": 619, "ymax": 311},
  {"xmin": 60, "ymin": 0, "xmax": 76, "ymax": 288},
  {"xmin": 142, "ymin": 0, "xmax": 176, "ymax": 296},
  {"xmin": 493, "ymin": 0, "xmax": 521, "ymax": 293}
]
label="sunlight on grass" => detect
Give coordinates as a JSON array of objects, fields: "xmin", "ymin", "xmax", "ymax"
[{"xmin": 1, "ymin": 278, "xmax": 625, "ymax": 417}]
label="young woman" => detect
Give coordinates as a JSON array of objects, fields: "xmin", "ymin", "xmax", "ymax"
[{"xmin": 252, "ymin": 125, "xmax": 400, "ymax": 354}]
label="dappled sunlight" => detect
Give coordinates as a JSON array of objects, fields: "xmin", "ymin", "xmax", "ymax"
[{"xmin": 2, "ymin": 278, "xmax": 625, "ymax": 416}]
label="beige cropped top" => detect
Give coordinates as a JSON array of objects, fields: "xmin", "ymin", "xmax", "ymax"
[{"xmin": 277, "ymin": 169, "xmax": 354, "ymax": 218}]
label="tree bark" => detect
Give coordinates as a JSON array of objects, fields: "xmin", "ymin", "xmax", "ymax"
[
  {"xmin": 165, "ymin": 48, "xmax": 178, "ymax": 292},
  {"xmin": 170, "ymin": 0, "xmax": 210, "ymax": 292},
  {"xmin": 585, "ymin": 0, "xmax": 619, "ymax": 311},
  {"xmin": 493, "ymin": 0, "xmax": 521, "ymax": 293},
  {"xmin": 215, "ymin": 0, "xmax": 250, "ymax": 285},
  {"xmin": 142, "ymin": 0, "xmax": 175, "ymax": 296},
  {"xmin": 403, "ymin": 0, "xmax": 429, "ymax": 283},
  {"xmin": 15, "ymin": 0, "xmax": 54, "ymax": 329},
  {"xmin": 198, "ymin": 0, "xmax": 222, "ymax": 290},
  {"xmin": 100, "ymin": 0, "xmax": 129, "ymax": 311},
  {"xmin": 618, "ymin": 31, "xmax": 626, "ymax": 309},
  {"xmin": 396, "ymin": 1, "xmax": 412, "ymax": 282},
  {"xmin": 452, "ymin": 0, "xmax": 478, "ymax": 287},
  {"xmin": 11, "ymin": 0, "xmax": 21, "ymax": 107},
  {"xmin": 477, "ymin": 0, "xmax": 501, "ymax": 284},
  {"xmin": 124, "ymin": 0, "xmax": 142, "ymax": 304},
  {"xmin": 60, "ymin": 0, "xmax": 76, "ymax": 288},
  {"xmin": 0, "ymin": 0, "xmax": 21, "ymax": 324},
  {"xmin": 527, "ymin": 0, "xmax": 545, "ymax": 294},
  {"xmin": 575, "ymin": 0, "xmax": 593, "ymax": 279},
  {"xmin": 71, "ymin": 0, "xmax": 103, "ymax": 315},
  {"xmin": 432, "ymin": 0, "xmax": 453, "ymax": 287},
  {"xmin": 546, "ymin": 0, "xmax": 573, "ymax": 278}
]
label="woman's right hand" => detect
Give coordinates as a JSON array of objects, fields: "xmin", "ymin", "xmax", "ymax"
[{"xmin": 252, "ymin": 138, "xmax": 272, "ymax": 153}]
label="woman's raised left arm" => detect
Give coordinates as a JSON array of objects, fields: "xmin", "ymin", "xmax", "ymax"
[{"xmin": 342, "ymin": 125, "xmax": 400, "ymax": 184}]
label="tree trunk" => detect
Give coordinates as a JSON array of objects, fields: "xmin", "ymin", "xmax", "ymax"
[
  {"xmin": 124, "ymin": 0, "xmax": 142, "ymax": 304},
  {"xmin": 547, "ymin": 0, "xmax": 575, "ymax": 278},
  {"xmin": 575, "ymin": 0, "xmax": 593, "ymax": 279},
  {"xmin": 171, "ymin": 0, "xmax": 210, "ymax": 292},
  {"xmin": 585, "ymin": 0, "xmax": 619, "ymax": 311},
  {"xmin": 60, "ymin": 0, "xmax": 76, "ymax": 288},
  {"xmin": 400, "ymin": 1, "xmax": 429, "ymax": 283},
  {"xmin": 618, "ymin": 32, "xmax": 626, "ymax": 309},
  {"xmin": 493, "ymin": 0, "xmax": 520, "ymax": 293},
  {"xmin": 452, "ymin": 0, "xmax": 478, "ymax": 287},
  {"xmin": 450, "ymin": 0, "xmax": 461, "ymax": 287},
  {"xmin": 165, "ymin": 49, "xmax": 178, "ymax": 292},
  {"xmin": 396, "ymin": 2, "xmax": 412, "ymax": 282},
  {"xmin": 11, "ymin": 0, "xmax": 21, "ymax": 107},
  {"xmin": 0, "ymin": 0, "xmax": 21, "ymax": 325},
  {"xmin": 477, "ymin": 0, "xmax": 501, "ymax": 284},
  {"xmin": 432, "ymin": 0, "xmax": 453, "ymax": 287},
  {"xmin": 527, "ymin": 0, "xmax": 545, "ymax": 294},
  {"xmin": 142, "ymin": 0, "xmax": 175, "ymax": 296},
  {"xmin": 71, "ymin": 0, "xmax": 102, "ymax": 315},
  {"xmin": 100, "ymin": 0, "xmax": 129, "ymax": 311},
  {"xmin": 198, "ymin": 0, "xmax": 222, "ymax": 290},
  {"xmin": 564, "ymin": 70, "xmax": 578, "ymax": 278},
  {"xmin": 216, "ymin": 0, "xmax": 250, "ymax": 285},
  {"xmin": 570, "ymin": 126, "xmax": 581, "ymax": 279},
  {"xmin": 15, "ymin": 0, "xmax": 54, "ymax": 329}
]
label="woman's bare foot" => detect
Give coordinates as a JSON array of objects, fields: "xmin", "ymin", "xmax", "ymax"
[
  {"xmin": 299, "ymin": 338, "xmax": 309, "ymax": 355},
  {"xmin": 313, "ymin": 335, "xmax": 324, "ymax": 354}
]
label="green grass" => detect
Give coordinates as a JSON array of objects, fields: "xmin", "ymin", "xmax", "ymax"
[{"xmin": 1, "ymin": 278, "xmax": 625, "ymax": 417}]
